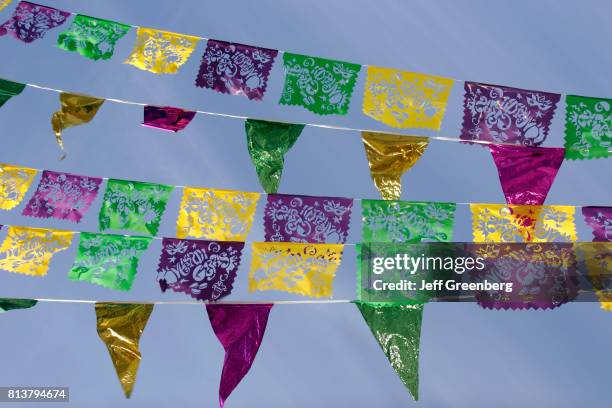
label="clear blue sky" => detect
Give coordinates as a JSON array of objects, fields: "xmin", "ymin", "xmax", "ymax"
[{"xmin": 0, "ymin": 1, "xmax": 611, "ymax": 407}]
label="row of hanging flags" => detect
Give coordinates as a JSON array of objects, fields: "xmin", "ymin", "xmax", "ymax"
[{"xmin": 0, "ymin": 1, "xmax": 610, "ymax": 160}]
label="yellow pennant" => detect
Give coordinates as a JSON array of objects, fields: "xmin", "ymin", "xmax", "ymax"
[
  {"xmin": 249, "ymin": 242, "xmax": 344, "ymax": 297},
  {"xmin": 0, "ymin": 164, "xmax": 37, "ymax": 210},
  {"xmin": 0, "ymin": 0, "xmax": 12, "ymax": 12},
  {"xmin": 470, "ymin": 204, "xmax": 577, "ymax": 243},
  {"xmin": 363, "ymin": 66, "xmax": 454, "ymax": 130},
  {"xmin": 51, "ymin": 93, "xmax": 105, "ymax": 159},
  {"xmin": 124, "ymin": 27, "xmax": 199, "ymax": 74},
  {"xmin": 95, "ymin": 303, "xmax": 154, "ymax": 398},
  {"xmin": 176, "ymin": 187, "xmax": 260, "ymax": 241},
  {"xmin": 577, "ymin": 242, "xmax": 612, "ymax": 311},
  {"xmin": 361, "ymin": 132, "xmax": 428, "ymax": 200},
  {"xmin": 0, "ymin": 226, "xmax": 74, "ymax": 276}
]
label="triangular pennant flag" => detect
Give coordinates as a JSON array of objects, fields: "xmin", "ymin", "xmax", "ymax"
[
  {"xmin": 51, "ymin": 92, "xmax": 105, "ymax": 159},
  {"xmin": 0, "ymin": 298, "xmax": 37, "ymax": 313},
  {"xmin": 142, "ymin": 105, "xmax": 196, "ymax": 132},
  {"xmin": 95, "ymin": 302, "xmax": 154, "ymax": 398},
  {"xmin": 206, "ymin": 304, "xmax": 273, "ymax": 408},
  {"xmin": 356, "ymin": 302, "xmax": 424, "ymax": 401},
  {"xmin": 489, "ymin": 144, "xmax": 565, "ymax": 205},
  {"xmin": 245, "ymin": 119, "xmax": 305, "ymax": 193},
  {"xmin": 0, "ymin": 78, "xmax": 26, "ymax": 109},
  {"xmin": 361, "ymin": 132, "xmax": 428, "ymax": 200}
]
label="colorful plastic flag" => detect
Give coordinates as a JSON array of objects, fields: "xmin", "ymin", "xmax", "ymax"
[
  {"xmin": 356, "ymin": 302, "xmax": 423, "ymax": 401},
  {"xmin": 195, "ymin": 39, "xmax": 278, "ymax": 101},
  {"xmin": 51, "ymin": 92, "xmax": 105, "ymax": 159},
  {"xmin": 99, "ymin": 179, "xmax": 173, "ymax": 236},
  {"xmin": 22, "ymin": 170, "xmax": 102, "ymax": 223},
  {"xmin": 176, "ymin": 187, "xmax": 259, "ymax": 241},
  {"xmin": 470, "ymin": 204, "xmax": 577, "ymax": 243},
  {"xmin": 578, "ymin": 242, "xmax": 612, "ymax": 311},
  {"xmin": 68, "ymin": 232, "xmax": 152, "ymax": 291},
  {"xmin": 363, "ymin": 66, "xmax": 454, "ymax": 130},
  {"xmin": 361, "ymin": 132, "xmax": 428, "ymax": 200},
  {"xmin": 0, "ymin": 0, "xmax": 13, "ymax": 13},
  {"xmin": 362, "ymin": 200, "xmax": 456, "ymax": 243},
  {"xmin": 249, "ymin": 242, "xmax": 344, "ymax": 297},
  {"xmin": 0, "ymin": 226, "xmax": 73, "ymax": 276},
  {"xmin": 489, "ymin": 144, "xmax": 565, "ymax": 205},
  {"xmin": 582, "ymin": 207, "xmax": 611, "ymax": 242},
  {"xmin": 263, "ymin": 194, "xmax": 353, "ymax": 243},
  {"xmin": 95, "ymin": 302, "xmax": 154, "ymax": 398},
  {"xmin": 0, "ymin": 1, "xmax": 69, "ymax": 43},
  {"xmin": 0, "ymin": 78, "xmax": 26, "ymax": 109},
  {"xmin": 461, "ymin": 82, "xmax": 561, "ymax": 146},
  {"xmin": 0, "ymin": 163, "xmax": 37, "ymax": 210},
  {"xmin": 244, "ymin": 119, "xmax": 305, "ymax": 193},
  {"xmin": 279, "ymin": 53, "xmax": 361, "ymax": 115},
  {"xmin": 57, "ymin": 14, "xmax": 131, "ymax": 61},
  {"xmin": 124, "ymin": 27, "xmax": 199, "ymax": 74},
  {"xmin": 564, "ymin": 95, "xmax": 611, "ymax": 160},
  {"xmin": 206, "ymin": 304, "xmax": 273, "ymax": 408},
  {"xmin": 142, "ymin": 105, "xmax": 196, "ymax": 132},
  {"xmin": 157, "ymin": 238, "xmax": 244, "ymax": 301},
  {"xmin": 0, "ymin": 298, "xmax": 37, "ymax": 313}
]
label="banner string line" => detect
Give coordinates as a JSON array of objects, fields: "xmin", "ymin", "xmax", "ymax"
[{"xmin": 17, "ymin": 297, "xmax": 354, "ymax": 305}]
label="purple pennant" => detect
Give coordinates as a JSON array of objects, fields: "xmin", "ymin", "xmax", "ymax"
[
  {"xmin": 195, "ymin": 39, "xmax": 278, "ymax": 101},
  {"xmin": 206, "ymin": 304, "xmax": 273, "ymax": 408},
  {"xmin": 489, "ymin": 144, "xmax": 565, "ymax": 206},
  {"xmin": 263, "ymin": 194, "xmax": 353, "ymax": 243},
  {"xmin": 0, "ymin": 1, "xmax": 70, "ymax": 43},
  {"xmin": 582, "ymin": 207, "xmax": 612, "ymax": 242},
  {"xmin": 22, "ymin": 170, "xmax": 102, "ymax": 223},
  {"xmin": 157, "ymin": 238, "xmax": 244, "ymax": 301},
  {"xmin": 142, "ymin": 105, "xmax": 196, "ymax": 132},
  {"xmin": 461, "ymin": 82, "xmax": 561, "ymax": 146}
]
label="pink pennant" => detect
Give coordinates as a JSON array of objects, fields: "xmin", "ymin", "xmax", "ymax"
[
  {"xmin": 142, "ymin": 105, "xmax": 196, "ymax": 132},
  {"xmin": 206, "ymin": 304, "xmax": 273, "ymax": 408},
  {"xmin": 489, "ymin": 144, "xmax": 565, "ymax": 205}
]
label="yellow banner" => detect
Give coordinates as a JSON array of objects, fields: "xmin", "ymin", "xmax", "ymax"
[{"xmin": 0, "ymin": 164, "xmax": 37, "ymax": 210}]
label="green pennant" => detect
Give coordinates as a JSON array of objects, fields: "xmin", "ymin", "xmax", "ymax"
[
  {"xmin": 564, "ymin": 95, "xmax": 611, "ymax": 160},
  {"xmin": 0, "ymin": 78, "xmax": 26, "ymax": 109},
  {"xmin": 245, "ymin": 119, "xmax": 305, "ymax": 193},
  {"xmin": 0, "ymin": 298, "xmax": 37, "ymax": 313},
  {"xmin": 57, "ymin": 15, "xmax": 131, "ymax": 61},
  {"xmin": 356, "ymin": 302, "xmax": 423, "ymax": 401}
]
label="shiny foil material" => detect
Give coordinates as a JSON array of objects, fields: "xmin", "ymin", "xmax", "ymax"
[
  {"xmin": 579, "ymin": 242, "xmax": 612, "ymax": 311},
  {"xmin": 95, "ymin": 302, "xmax": 154, "ymax": 398},
  {"xmin": 57, "ymin": 14, "xmax": 131, "ymax": 61},
  {"xmin": 51, "ymin": 92, "xmax": 105, "ymax": 158},
  {"xmin": 0, "ymin": 78, "xmax": 26, "ymax": 109},
  {"xmin": 356, "ymin": 302, "xmax": 423, "ymax": 401},
  {"xmin": 564, "ymin": 95, "xmax": 611, "ymax": 160},
  {"xmin": 0, "ymin": 0, "xmax": 13, "ymax": 13},
  {"xmin": 176, "ymin": 187, "xmax": 260, "ymax": 240},
  {"xmin": 249, "ymin": 242, "xmax": 344, "ymax": 297},
  {"xmin": 142, "ymin": 105, "xmax": 196, "ymax": 132},
  {"xmin": 195, "ymin": 40, "xmax": 278, "ymax": 101},
  {"xmin": 363, "ymin": 66, "xmax": 454, "ymax": 130},
  {"xmin": 206, "ymin": 304, "xmax": 273, "ymax": 408},
  {"xmin": 245, "ymin": 119, "xmax": 305, "ymax": 193},
  {"xmin": 0, "ymin": 1, "xmax": 69, "ymax": 43},
  {"xmin": 157, "ymin": 238, "xmax": 244, "ymax": 301},
  {"xmin": 0, "ymin": 163, "xmax": 37, "ymax": 210},
  {"xmin": 263, "ymin": 194, "xmax": 353, "ymax": 243},
  {"xmin": 22, "ymin": 170, "xmax": 103, "ymax": 223},
  {"xmin": 461, "ymin": 82, "xmax": 560, "ymax": 146},
  {"xmin": 582, "ymin": 207, "xmax": 611, "ymax": 242},
  {"xmin": 361, "ymin": 132, "xmax": 429, "ymax": 200},
  {"xmin": 0, "ymin": 298, "xmax": 37, "ymax": 313},
  {"xmin": 489, "ymin": 144, "xmax": 565, "ymax": 205}
]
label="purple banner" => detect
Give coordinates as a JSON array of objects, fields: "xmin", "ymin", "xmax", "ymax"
[
  {"xmin": 157, "ymin": 238, "xmax": 244, "ymax": 301},
  {"xmin": 0, "ymin": 1, "xmax": 70, "ymax": 43},
  {"xmin": 206, "ymin": 304, "xmax": 273, "ymax": 408},
  {"xmin": 489, "ymin": 144, "xmax": 564, "ymax": 206},
  {"xmin": 263, "ymin": 194, "xmax": 353, "ymax": 243},
  {"xmin": 142, "ymin": 105, "xmax": 196, "ymax": 132},
  {"xmin": 195, "ymin": 39, "xmax": 278, "ymax": 101},
  {"xmin": 582, "ymin": 207, "xmax": 611, "ymax": 242},
  {"xmin": 22, "ymin": 170, "xmax": 102, "ymax": 223},
  {"xmin": 461, "ymin": 82, "xmax": 560, "ymax": 146}
]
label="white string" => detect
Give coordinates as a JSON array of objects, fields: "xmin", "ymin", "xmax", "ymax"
[{"xmin": 22, "ymin": 297, "xmax": 353, "ymax": 305}]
